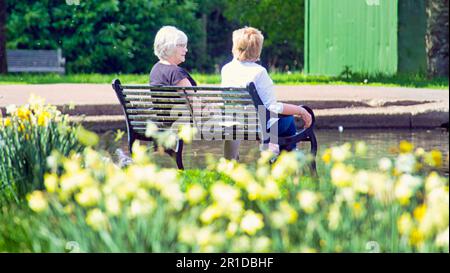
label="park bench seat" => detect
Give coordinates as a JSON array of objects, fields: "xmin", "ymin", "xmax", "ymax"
[
  {"xmin": 112, "ymin": 78, "xmax": 317, "ymax": 170},
  {"xmin": 6, "ymin": 49, "xmax": 65, "ymax": 74}
]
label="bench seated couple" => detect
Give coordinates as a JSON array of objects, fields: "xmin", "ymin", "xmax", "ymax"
[{"xmin": 113, "ymin": 26, "xmax": 317, "ymax": 171}]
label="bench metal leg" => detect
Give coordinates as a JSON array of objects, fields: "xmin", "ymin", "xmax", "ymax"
[
  {"xmin": 309, "ymin": 133, "xmax": 318, "ymax": 176},
  {"xmin": 163, "ymin": 140, "xmax": 184, "ymax": 170},
  {"xmin": 175, "ymin": 140, "xmax": 184, "ymax": 170},
  {"xmin": 128, "ymin": 134, "xmax": 136, "ymax": 155}
]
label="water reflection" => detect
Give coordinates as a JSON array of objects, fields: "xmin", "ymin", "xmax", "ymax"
[{"xmin": 101, "ymin": 129, "xmax": 449, "ymax": 175}]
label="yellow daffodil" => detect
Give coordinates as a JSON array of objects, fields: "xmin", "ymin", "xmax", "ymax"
[
  {"xmin": 37, "ymin": 111, "xmax": 51, "ymax": 126},
  {"xmin": 424, "ymin": 150, "xmax": 443, "ymax": 168},
  {"xmin": 178, "ymin": 125, "xmax": 197, "ymax": 143},
  {"xmin": 17, "ymin": 107, "xmax": 31, "ymax": 121},
  {"xmin": 413, "ymin": 204, "xmax": 427, "ymax": 223},
  {"xmin": 353, "ymin": 170, "xmax": 370, "ymax": 194},
  {"xmin": 378, "ymin": 157, "xmax": 392, "ymax": 172},
  {"xmin": 246, "ymin": 181, "xmax": 264, "ymax": 201},
  {"xmin": 186, "ymin": 184, "xmax": 207, "ymax": 205},
  {"xmin": 394, "ymin": 174, "xmax": 422, "ymax": 206},
  {"xmin": 435, "ymin": 227, "xmax": 449, "ymax": 249},
  {"xmin": 44, "ymin": 173, "xmax": 58, "ymax": 193},
  {"xmin": 200, "ymin": 204, "xmax": 223, "ymax": 224},
  {"xmin": 330, "ymin": 143, "xmax": 351, "ymax": 162},
  {"xmin": 28, "ymin": 94, "xmax": 46, "ymax": 110},
  {"xmin": 145, "ymin": 121, "xmax": 158, "ymax": 137},
  {"xmin": 160, "ymin": 181, "xmax": 184, "ymax": 210},
  {"xmin": 128, "ymin": 197, "xmax": 155, "ymax": 218},
  {"xmin": 105, "ymin": 196, "xmax": 121, "ymax": 216},
  {"xmin": 3, "ymin": 117, "xmax": 11, "ymax": 127},
  {"xmin": 240, "ymin": 210, "xmax": 264, "ymax": 235},
  {"xmin": 27, "ymin": 191, "xmax": 48, "ymax": 213},
  {"xmin": 280, "ymin": 201, "xmax": 298, "ymax": 224},
  {"xmin": 229, "ymin": 165, "xmax": 256, "ymax": 188},
  {"xmin": 397, "ymin": 213, "xmax": 413, "ymax": 235},
  {"xmin": 260, "ymin": 179, "xmax": 280, "ymax": 200},
  {"xmin": 231, "ymin": 235, "xmax": 251, "ymax": 252},
  {"xmin": 409, "ymin": 228, "xmax": 424, "ymax": 247},
  {"xmin": 352, "ymin": 202, "xmax": 364, "ymax": 218},
  {"xmin": 271, "ymin": 152, "xmax": 298, "ymax": 180},
  {"xmin": 226, "ymin": 222, "xmax": 239, "ymax": 237},
  {"xmin": 252, "ymin": 236, "xmax": 271, "ymax": 252},
  {"xmin": 85, "ymin": 209, "xmax": 109, "ymax": 231},
  {"xmin": 328, "ymin": 203, "xmax": 341, "ymax": 230},
  {"xmin": 211, "ymin": 182, "xmax": 240, "ymax": 205},
  {"xmin": 17, "ymin": 123, "xmax": 26, "ymax": 133},
  {"xmin": 321, "ymin": 148, "xmax": 332, "ymax": 164},
  {"xmin": 178, "ymin": 225, "xmax": 198, "ymax": 245},
  {"xmin": 297, "ymin": 190, "xmax": 320, "ymax": 214},
  {"xmin": 195, "ymin": 227, "xmax": 214, "ymax": 247},
  {"xmin": 395, "ymin": 153, "xmax": 417, "ymax": 174},
  {"xmin": 331, "ymin": 162, "xmax": 353, "ymax": 188},
  {"xmin": 425, "ymin": 172, "xmax": 445, "ymax": 193},
  {"xmin": 399, "ymin": 140, "xmax": 414, "ymax": 153},
  {"xmin": 75, "ymin": 186, "xmax": 102, "ymax": 207}
]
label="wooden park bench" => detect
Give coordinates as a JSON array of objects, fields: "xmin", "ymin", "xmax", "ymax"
[
  {"xmin": 112, "ymin": 78, "xmax": 317, "ymax": 171},
  {"xmin": 6, "ymin": 49, "xmax": 66, "ymax": 74}
]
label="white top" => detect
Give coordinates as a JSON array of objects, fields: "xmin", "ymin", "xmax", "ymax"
[{"xmin": 221, "ymin": 58, "xmax": 283, "ymax": 128}]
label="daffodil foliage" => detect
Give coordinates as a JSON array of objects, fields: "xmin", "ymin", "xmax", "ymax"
[
  {"xmin": 1, "ymin": 133, "xmax": 448, "ymax": 252},
  {"xmin": 0, "ymin": 95, "xmax": 84, "ymax": 202}
]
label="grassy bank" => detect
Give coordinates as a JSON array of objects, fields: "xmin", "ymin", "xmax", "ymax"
[{"xmin": 0, "ymin": 73, "xmax": 448, "ymax": 89}]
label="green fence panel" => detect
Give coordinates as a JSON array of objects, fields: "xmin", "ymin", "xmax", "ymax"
[
  {"xmin": 305, "ymin": 0, "xmax": 398, "ymax": 76},
  {"xmin": 398, "ymin": 0, "xmax": 427, "ymax": 74}
]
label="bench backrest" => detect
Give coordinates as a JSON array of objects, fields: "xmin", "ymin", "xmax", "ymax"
[
  {"xmin": 112, "ymin": 79, "xmax": 271, "ymax": 142},
  {"xmin": 6, "ymin": 49, "xmax": 66, "ymax": 74}
]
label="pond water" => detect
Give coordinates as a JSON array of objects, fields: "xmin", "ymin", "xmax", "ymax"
[{"xmin": 99, "ymin": 128, "xmax": 449, "ymax": 176}]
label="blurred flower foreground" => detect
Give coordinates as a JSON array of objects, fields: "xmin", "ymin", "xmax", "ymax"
[{"xmin": 0, "ymin": 96, "xmax": 448, "ymax": 253}]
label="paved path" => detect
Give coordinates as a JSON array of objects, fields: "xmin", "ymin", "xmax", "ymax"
[{"xmin": 0, "ymin": 83, "xmax": 448, "ymax": 130}]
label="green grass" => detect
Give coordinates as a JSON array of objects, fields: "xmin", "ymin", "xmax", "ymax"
[{"xmin": 0, "ymin": 72, "xmax": 448, "ymax": 89}]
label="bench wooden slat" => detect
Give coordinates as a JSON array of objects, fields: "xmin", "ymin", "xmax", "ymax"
[
  {"xmin": 124, "ymin": 97, "xmax": 253, "ymax": 103},
  {"xmin": 125, "ymin": 103, "xmax": 256, "ymax": 111},
  {"xmin": 125, "ymin": 109, "xmax": 257, "ymax": 115},
  {"xmin": 130, "ymin": 121, "xmax": 192, "ymax": 126},
  {"xmin": 123, "ymin": 90, "xmax": 249, "ymax": 98},
  {"xmin": 129, "ymin": 115, "xmax": 193, "ymax": 121},
  {"xmin": 133, "ymin": 127, "xmax": 178, "ymax": 133},
  {"xmin": 128, "ymin": 114, "xmax": 259, "ymax": 122},
  {"xmin": 132, "ymin": 126, "xmax": 260, "ymax": 134},
  {"xmin": 126, "ymin": 104, "xmax": 189, "ymax": 109},
  {"xmin": 132, "ymin": 128, "xmax": 261, "ymax": 141},
  {"xmin": 126, "ymin": 109, "xmax": 192, "ymax": 115},
  {"xmin": 121, "ymin": 85, "xmax": 247, "ymax": 91}
]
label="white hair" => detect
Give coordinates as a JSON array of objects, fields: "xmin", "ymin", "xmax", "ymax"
[{"xmin": 153, "ymin": 26, "xmax": 188, "ymax": 60}]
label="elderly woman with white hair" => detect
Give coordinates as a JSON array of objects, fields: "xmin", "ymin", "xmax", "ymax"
[
  {"xmin": 150, "ymin": 26, "xmax": 196, "ymax": 87},
  {"xmin": 221, "ymin": 26, "xmax": 312, "ymax": 160}
]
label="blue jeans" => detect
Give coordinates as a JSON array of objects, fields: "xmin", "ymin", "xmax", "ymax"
[
  {"xmin": 223, "ymin": 115, "xmax": 297, "ymax": 159},
  {"xmin": 277, "ymin": 115, "xmax": 297, "ymax": 151}
]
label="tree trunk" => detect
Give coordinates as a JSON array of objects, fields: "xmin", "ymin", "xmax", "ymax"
[
  {"xmin": 426, "ymin": 0, "xmax": 449, "ymax": 77},
  {"xmin": 0, "ymin": 0, "xmax": 7, "ymax": 74}
]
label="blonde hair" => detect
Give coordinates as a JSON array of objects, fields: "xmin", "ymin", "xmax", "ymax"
[
  {"xmin": 153, "ymin": 26, "xmax": 188, "ymax": 60},
  {"xmin": 232, "ymin": 27, "xmax": 264, "ymax": 62}
]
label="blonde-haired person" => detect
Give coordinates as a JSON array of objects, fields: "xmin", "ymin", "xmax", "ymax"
[
  {"xmin": 150, "ymin": 26, "xmax": 196, "ymax": 87},
  {"xmin": 221, "ymin": 27, "xmax": 312, "ymax": 160}
]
